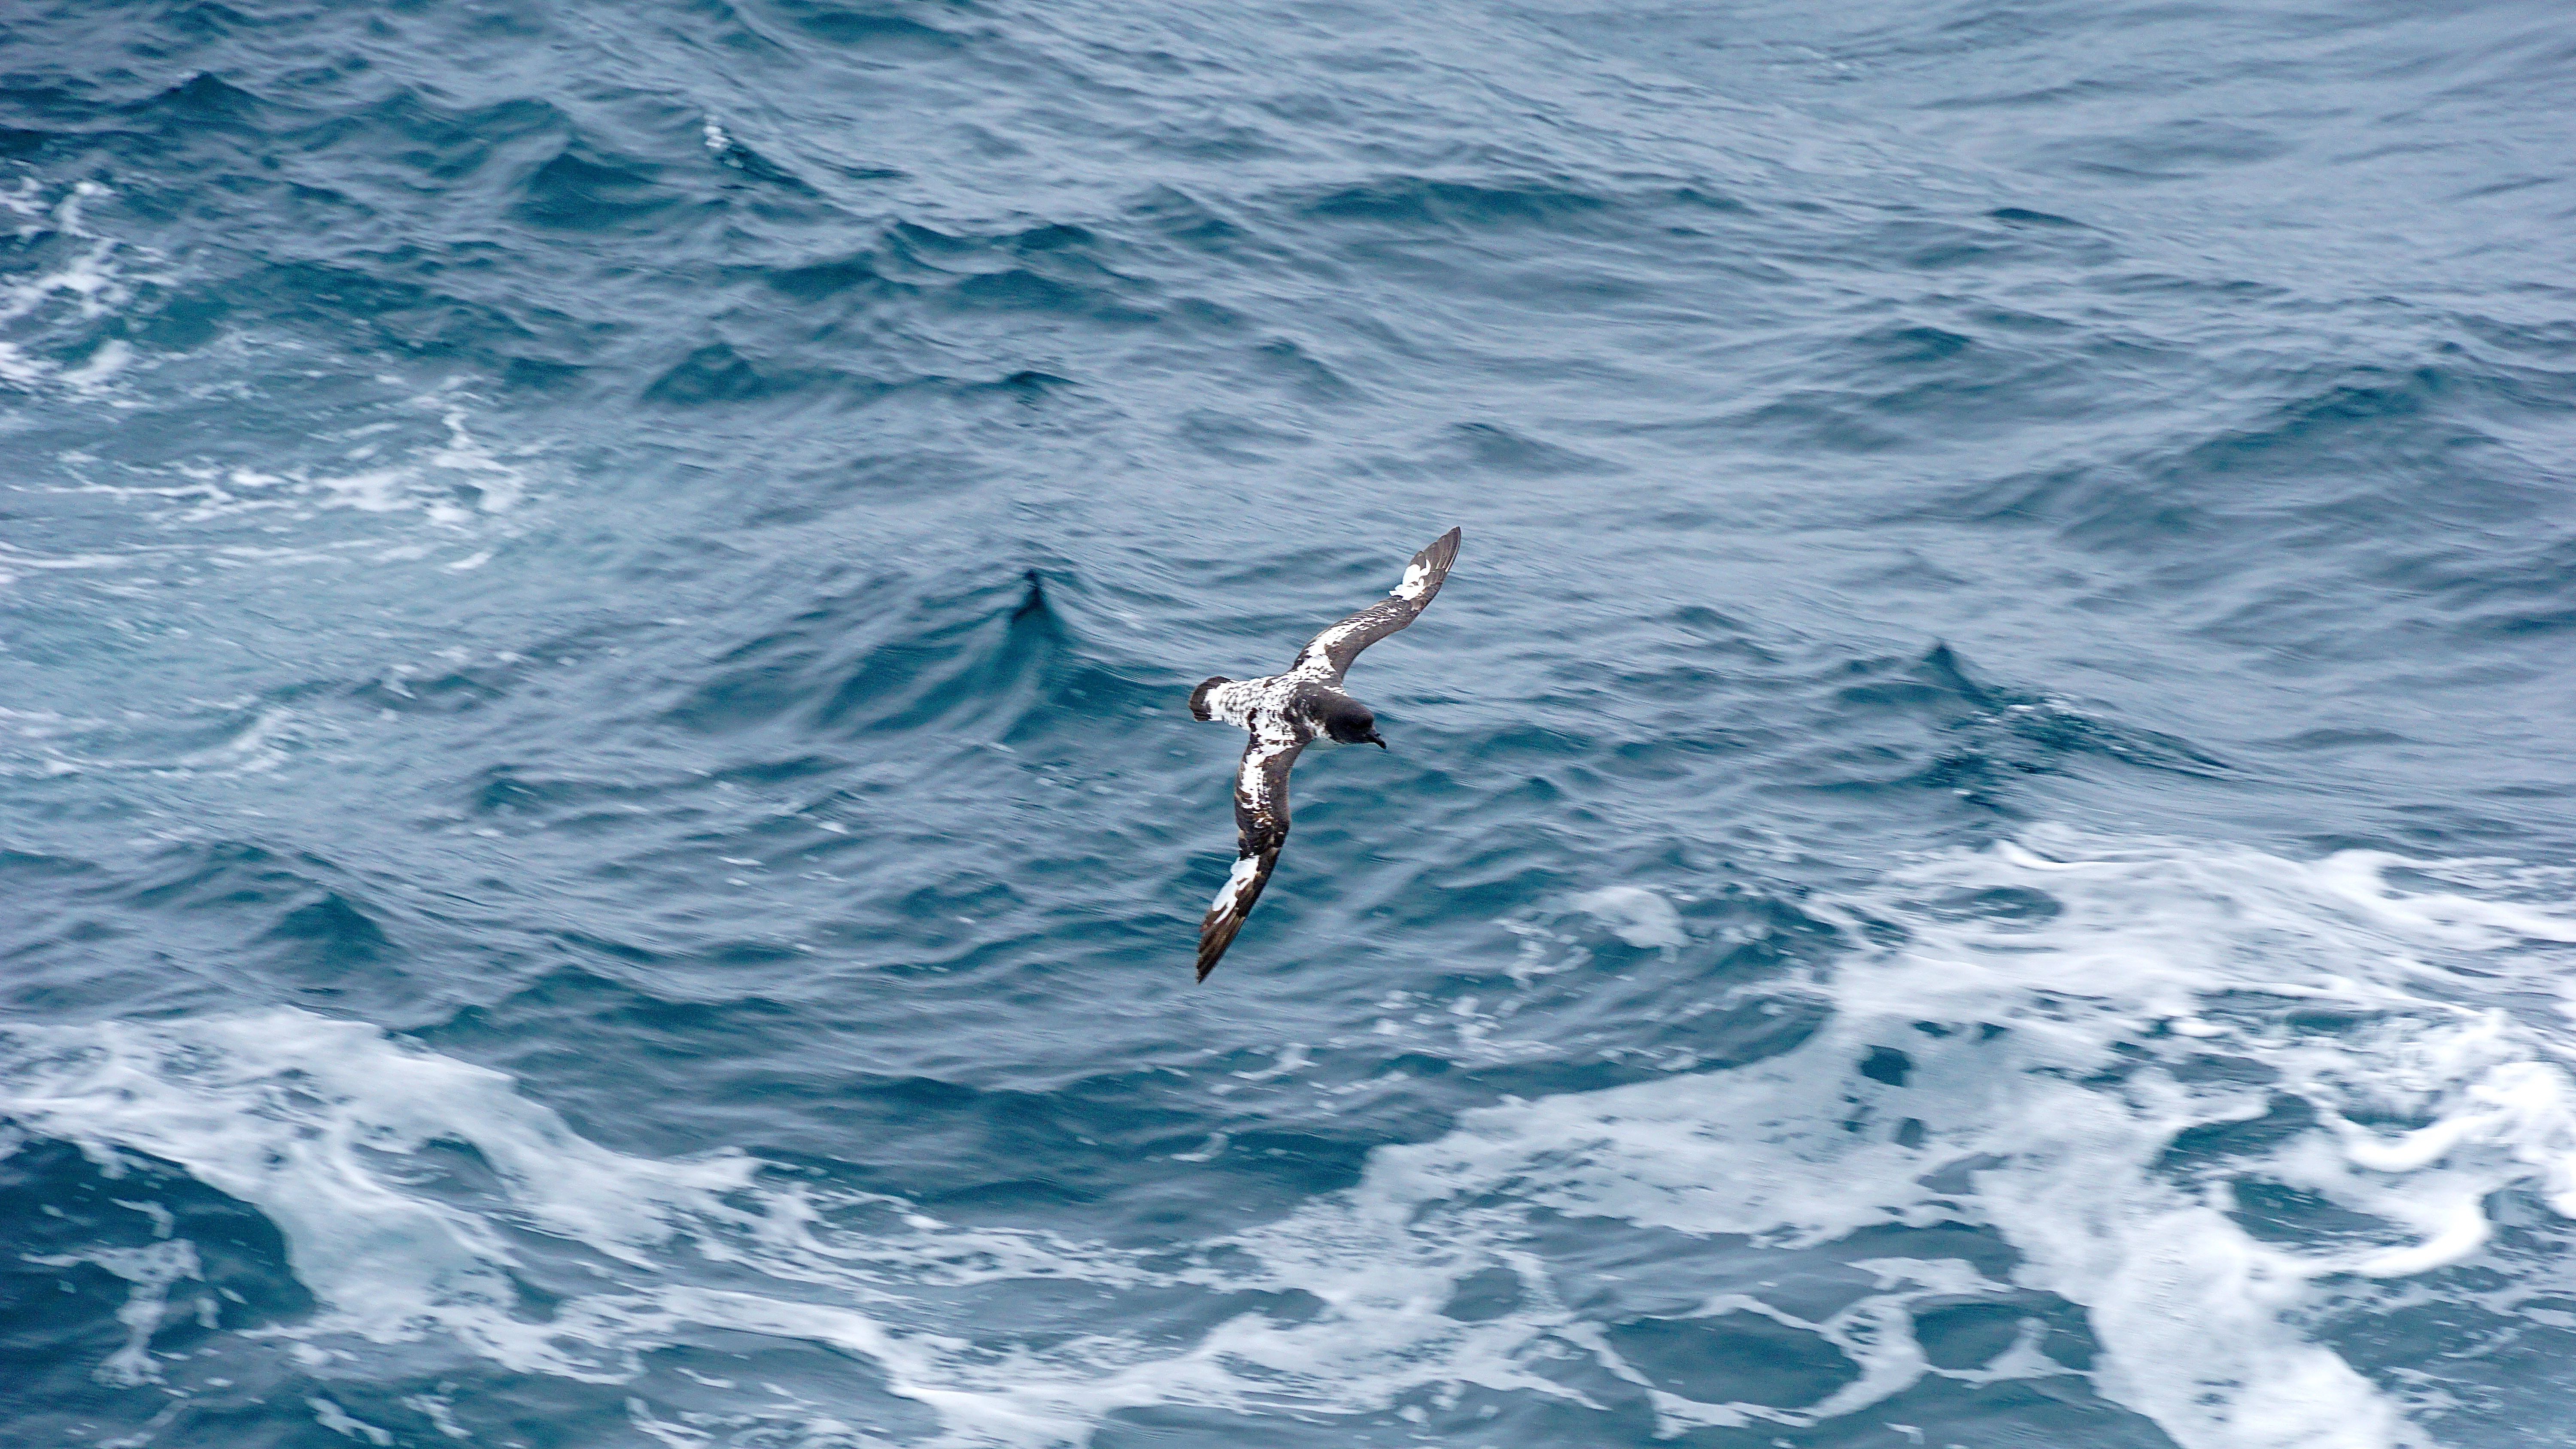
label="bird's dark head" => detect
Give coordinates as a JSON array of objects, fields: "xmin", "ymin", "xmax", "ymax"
[{"xmin": 1322, "ymin": 698, "xmax": 1385, "ymax": 749}]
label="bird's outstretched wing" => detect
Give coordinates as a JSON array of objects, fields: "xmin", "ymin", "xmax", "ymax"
[
  {"xmin": 1289, "ymin": 527, "xmax": 1462, "ymax": 682},
  {"xmin": 1197, "ymin": 737, "xmax": 1304, "ymax": 981}
]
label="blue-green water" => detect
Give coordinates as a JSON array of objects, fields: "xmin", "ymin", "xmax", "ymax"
[{"xmin": 6, "ymin": 2, "xmax": 2576, "ymax": 1446}]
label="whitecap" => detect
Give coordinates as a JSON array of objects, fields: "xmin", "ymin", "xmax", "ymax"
[
  {"xmin": 6, "ymin": 832, "xmax": 2573, "ymax": 1449},
  {"xmin": 1572, "ymin": 883, "xmax": 1686, "ymax": 949}
]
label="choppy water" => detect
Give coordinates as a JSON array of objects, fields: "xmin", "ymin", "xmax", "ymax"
[{"xmin": 6, "ymin": 2, "xmax": 2576, "ymax": 1446}]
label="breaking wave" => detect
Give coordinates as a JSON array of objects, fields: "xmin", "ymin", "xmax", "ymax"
[{"xmin": 9, "ymin": 830, "xmax": 2573, "ymax": 1448}]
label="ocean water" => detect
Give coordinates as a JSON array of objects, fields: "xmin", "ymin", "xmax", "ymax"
[{"xmin": 5, "ymin": 1, "xmax": 2576, "ymax": 1446}]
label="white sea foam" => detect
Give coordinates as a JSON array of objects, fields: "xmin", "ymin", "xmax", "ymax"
[
  {"xmin": 1572, "ymin": 883, "xmax": 1686, "ymax": 949},
  {"xmin": 1308, "ymin": 832, "xmax": 2576, "ymax": 1448},
  {"xmin": 133, "ymin": 401, "xmax": 534, "ymax": 529},
  {"xmin": 25, "ymin": 1240, "xmax": 205, "ymax": 1385},
  {"xmin": 0, "ymin": 182, "xmax": 158, "ymax": 393},
  {"xmin": 307, "ymin": 1396, "xmax": 393, "ymax": 1445},
  {"xmin": 0, "ymin": 182, "xmax": 530, "ymax": 543},
  {"xmin": 0, "ymin": 1012, "xmax": 766, "ymax": 1373},
  {"xmin": 0, "ymin": 540, "xmax": 130, "ymax": 589},
  {"xmin": 4, "ymin": 831, "xmax": 2572, "ymax": 1448},
  {"xmin": 0, "ymin": 1009, "xmax": 1161, "ymax": 1435}
]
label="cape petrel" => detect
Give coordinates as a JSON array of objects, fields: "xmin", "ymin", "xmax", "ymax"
[{"xmin": 1187, "ymin": 527, "xmax": 1463, "ymax": 981}]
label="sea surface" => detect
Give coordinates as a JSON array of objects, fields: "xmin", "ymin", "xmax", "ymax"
[{"xmin": 5, "ymin": 2, "xmax": 2576, "ymax": 1446}]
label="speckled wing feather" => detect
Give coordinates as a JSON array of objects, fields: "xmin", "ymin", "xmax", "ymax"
[
  {"xmin": 1289, "ymin": 527, "xmax": 1462, "ymax": 682},
  {"xmin": 1196, "ymin": 736, "xmax": 1304, "ymax": 981}
]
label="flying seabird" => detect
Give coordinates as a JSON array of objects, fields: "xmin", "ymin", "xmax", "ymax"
[{"xmin": 1187, "ymin": 526, "xmax": 1463, "ymax": 981}]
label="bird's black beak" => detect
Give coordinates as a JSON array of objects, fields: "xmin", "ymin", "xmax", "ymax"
[{"xmin": 1367, "ymin": 731, "xmax": 1387, "ymax": 749}]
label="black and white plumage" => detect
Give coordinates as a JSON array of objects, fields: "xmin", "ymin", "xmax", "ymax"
[{"xmin": 1186, "ymin": 527, "xmax": 1462, "ymax": 981}]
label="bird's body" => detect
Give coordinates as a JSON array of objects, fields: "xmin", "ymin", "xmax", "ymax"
[{"xmin": 1188, "ymin": 527, "xmax": 1462, "ymax": 981}]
